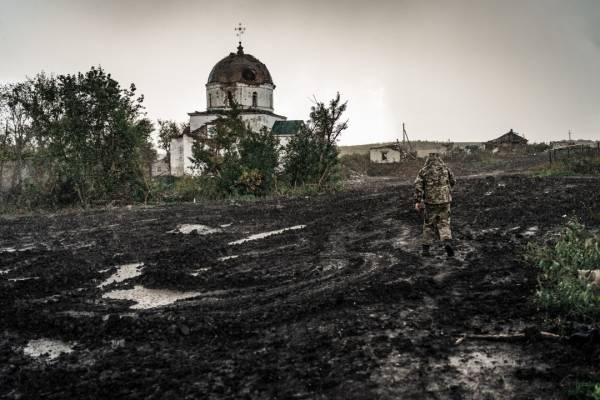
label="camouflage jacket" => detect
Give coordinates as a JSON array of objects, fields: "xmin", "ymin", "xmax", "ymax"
[{"xmin": 414, "ymin": 155, "xmax": 455, "ymax": 204}]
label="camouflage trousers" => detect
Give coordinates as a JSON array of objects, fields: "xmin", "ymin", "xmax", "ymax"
[{"xmin": 422, "ymin": 202, "xmax": 452, "ymax": 245}]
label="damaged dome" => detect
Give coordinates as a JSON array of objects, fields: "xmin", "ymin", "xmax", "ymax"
[{"xmin": 207, "ymin": 43, "xmax": 273, "ymax": 86}]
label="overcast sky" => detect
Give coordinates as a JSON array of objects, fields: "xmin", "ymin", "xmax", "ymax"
[{"xmin": 1, "ymin": 0, "xmax": 599, "ymax": 145}]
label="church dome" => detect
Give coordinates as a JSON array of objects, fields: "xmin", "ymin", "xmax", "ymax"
[{"xmin": 207, "ymin": 43, "xmax": 273, "ymax": 85}]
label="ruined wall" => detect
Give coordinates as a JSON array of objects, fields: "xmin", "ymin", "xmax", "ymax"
[
  {"xmin": 369, "ymin": 148, "xmax": 402, "ymax": 164},
  {"xmin": 190, "ymin": 112, "xmax": 283, "ymax": 134},
  {"xmin": 206, "ymin": 83, "xmax": 274, "ymax": 112},
  {"xmin": 169, "ymin": 135, "xmax": 197, "ymax": 177}
]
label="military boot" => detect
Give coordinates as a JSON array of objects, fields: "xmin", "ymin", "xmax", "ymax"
[
  {"xmin": 421, "ymin": 244, "xmax": 431, "ymax": 257},
  {"xmin": 444, "ymin": 240, "xmax": 455, "ymax": 258}
]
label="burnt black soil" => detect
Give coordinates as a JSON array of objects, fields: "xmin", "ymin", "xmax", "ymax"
[{"xmin": 1, "ymin": 175, "xmax": 600, "ymax": 399}]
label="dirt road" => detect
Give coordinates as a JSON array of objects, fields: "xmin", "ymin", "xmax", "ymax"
[{"xmin": 1, "ymin": 175, "xmax": 600, "ymax": 399}]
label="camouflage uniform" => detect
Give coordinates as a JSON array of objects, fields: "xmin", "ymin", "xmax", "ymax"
[{"xmin": 414, "ymin": 154, "xmax": 455, "ymax": 247}]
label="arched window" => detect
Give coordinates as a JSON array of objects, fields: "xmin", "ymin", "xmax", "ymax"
[
  {"xmin": 208, "ymin": 93, "xmax": 212, "ymax": 108},
  {"xmin": 227, "ymin": 91, "xmax": 233, "ymax": 106},
  {"xmin": 252, "ymin": 92, "xmax": 258, "ymax": 107}
]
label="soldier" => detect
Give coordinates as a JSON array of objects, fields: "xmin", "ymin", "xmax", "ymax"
[{"xmin": 414, "ymin": 152, "xmax": 456, "ymax": 257}]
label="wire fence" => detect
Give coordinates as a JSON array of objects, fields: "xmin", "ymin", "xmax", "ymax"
[{"xmin": 548, "ymin": 143, "xmax": 600, "ymax": 164}]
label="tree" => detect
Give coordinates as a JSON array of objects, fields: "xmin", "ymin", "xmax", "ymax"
[
  {"xmin": 157, "ymin": 119, "xmax": 188, "ymax": 165},
  {"xmin": 236, "ymin": 127, "xmax": 279, "ymax": 195},
  {"xmin": 283, "ymin": 92, "xmax": 348, "ymax": 188},
  {"xmin": 191, "ymin": 102, "xmax": 279, "ymax": 195},
  {"xmin": 20, "ymin": 67, "xmax": 154, "ymax": 205},
  {"xmin": 0, "ymin": 82, "xmax": 36, "ymax": 190}
]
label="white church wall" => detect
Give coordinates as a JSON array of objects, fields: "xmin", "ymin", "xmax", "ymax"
[
  {"xmin": 240, "ymin": 113, "xmax": 285, "ymax": 132},
  {"xmin": 170, "ymin": 135, "xmax": 198, "ymax": 176},
  {"xmin": 206, "ymin": 83, "xmax": 274, "ymax": 111},
  {"xmin": 276, "ymin": 135, "xmax": 293, "ymax": 149}
]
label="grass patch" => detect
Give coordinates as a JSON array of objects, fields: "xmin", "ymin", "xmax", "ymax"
[
  {"xmin": 525, "ymin": 220, "xmax": 600, "ymax": 322},
  {"xmin": 567, "ymin": 382, "xmax": 600, "ymax": 400},
  {"xmin": 532, "ymin": 157, "xmax": 600, "ymax": 177}
]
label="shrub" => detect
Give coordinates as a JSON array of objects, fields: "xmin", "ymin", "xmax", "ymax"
[
  {"xmin": 339, "ymin": 153, "xmax": 370, "ymax": 179},
  {"xmin": 525, "ymin": 219, "xmax": 600, "ymax": 321},
  {"xmin": 533, "ymin": 157, "xmax": 600, "ymax": 177},
  {"xmin": 147, "ymin": 176, "xmax": 219, "ymax": 203},
  {"xmin": 567, "ymin": 382, "xmax": 600, "ymax": 400},
  {"xmin": 282, "ymin": 93, "xmax": 347, "ymax": 188}
]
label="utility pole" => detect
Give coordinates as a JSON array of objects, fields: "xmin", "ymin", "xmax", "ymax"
[
  {"xmin": 402, "ymin": 123, "xmax": 413, "ymax": 151},
  {"xmin": 401, "ymin": 123, "xmax": 416, "ymax": 159}
]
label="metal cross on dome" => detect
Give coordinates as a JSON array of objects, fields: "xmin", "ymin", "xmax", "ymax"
[{"xmin": 234, "ymin": 23, "xmax": 246, "ymax": 43}]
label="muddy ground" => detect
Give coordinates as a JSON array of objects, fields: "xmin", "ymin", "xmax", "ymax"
[{"xmin": 2, "ymin": 175, "xmax": 600, "ymax": 399}]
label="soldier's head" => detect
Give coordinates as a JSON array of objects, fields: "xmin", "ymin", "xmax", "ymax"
[{"xmin": 426, "ymin": 152, "xmax": 441, "ymax": 161}]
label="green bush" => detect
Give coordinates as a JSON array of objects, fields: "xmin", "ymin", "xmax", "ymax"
[
  {"xmin": 339, "ymin": 153, "xmax": 370, "ymax": 178},
  {"xmin": 568, "ymin": 382, "xmax": 600, "ymax": 400},
  {"xmin": 147, "ymin": 176, "xmax": 220, "ymax": 203},
  {"xmin": 525, "ymin": 219, "xmax": 600, "ymax": 321}
]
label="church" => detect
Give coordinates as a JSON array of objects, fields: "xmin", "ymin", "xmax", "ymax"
[{"xmin": 170, "ymin": 40, "xmax": 301, "ymax": 176}]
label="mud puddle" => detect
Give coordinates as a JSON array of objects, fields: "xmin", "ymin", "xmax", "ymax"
[
  {"xmin": 228, "ymin": 225, "xmax": 306, "ymax": 245},
  {"xmin": 23, "ymin": 339, "xmax": 74, "ymax": 360},
  {"xmin": 97, "ymin": 262, "xmax": 144, "ymax": 288},
  {"xmin": 102, "ymin": 285, "xmax": 201, "ymax": 309},
  {"xmin": 168, "ymin": 224, "xmax": 221, "ymax": 235}
]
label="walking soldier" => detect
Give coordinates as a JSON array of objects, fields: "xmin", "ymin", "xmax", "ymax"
[{"xmin": 414, "ymin": 153, "xmax": 455, "ymax": 257}]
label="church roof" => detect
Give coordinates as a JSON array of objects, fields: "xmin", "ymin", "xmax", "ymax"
[
  {"xmin": 207, "ymin": 43, "xmax": 273, "ymax": 86},
  {"xmin": 272, "ymin": 120, "xmax": 303, "ymax": 136}
]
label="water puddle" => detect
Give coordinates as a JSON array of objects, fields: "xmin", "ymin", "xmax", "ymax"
[
  {"xmin": 220, "ymin": 223, "xmax": 233, "ymax": 228},
  {"xmin": 0, "ymin": 245, "xmax": 36, "ymax": 253},
  {"xmin": 190, "ymin": 267, "xmax": 210, "ymax": 277},
  {"xmin": 97, "ymin": 263, "xmax": 144, "ymax": 288},
  {"xmin": 322, "ymin": 259, "xmax": 348, "ymax": 272},
  {"xmin": 168, "ymin": 224, "xmax": 221, "ymax": 235},
  {"xmin": 229, "ymin": 225, "xmax": 306, "ymax": 245},
  {"xmin": 23, "ymin": 339, "xmax": 74, "ymax": 360},
  {"xmin": 480, "ymin": 227, "xmax": 500, "ymax": 235},
  {"xmin": 102, "ymin": 285, "xmax": 200, "ymax": 309},
  {"xmin": 0, "ymin": 269, "xmax": 11, "ymax": 274},
  {"xmin": 218, "ymin": 255, "xmax": 239, "ymax": 261},
  {"xmin": 445, "ymin": 349, "xmax": 522, "ymax": 393},
  {"xmin": 8, "ymin": 277, "xmax": 39, "ymax": 282},
  {"xmin": 523, "ymin": 226, "xmax": 539, "ymax": 237}
]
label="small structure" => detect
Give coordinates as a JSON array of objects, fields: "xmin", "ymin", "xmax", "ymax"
[
  {"xmin": 370, "ymin": 143, "xmax": 403, "ymax": 163},
  {"xmin": 485, "ymin": 129, "xmax": 528, "ymax": 151},
  {"xmin": 170, "ymin": 126, "xmax": 199, "ymax": 177},
  {"xmin": 151, "ymin": 155, "xmax": 170, "ymax": 177},
  {"xmin": 271, "ymin": 120, "xmax": 304, "ymax": 148}
]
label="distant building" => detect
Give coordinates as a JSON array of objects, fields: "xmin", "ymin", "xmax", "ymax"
[
  {"xmin": 151, "ymin": 155, "xmax": 170, "ymax": 177},
  {"xmin": 485, "ymin": 129, "xmax": 528, "ymax": 151},
  {"xmin": 550, "ymin": 139, "xmax": 597, "ymax": 149},
  {"xmin": 415, "ymin": 146, "xmax": 447, "ymax": 158},
  {"xmin": 370, "ymin": 144, "xmax": 403, "ymax": 163},
  {"xmin": 170, "ymin": 41, "xmax": 297, "ymax": 176}
]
